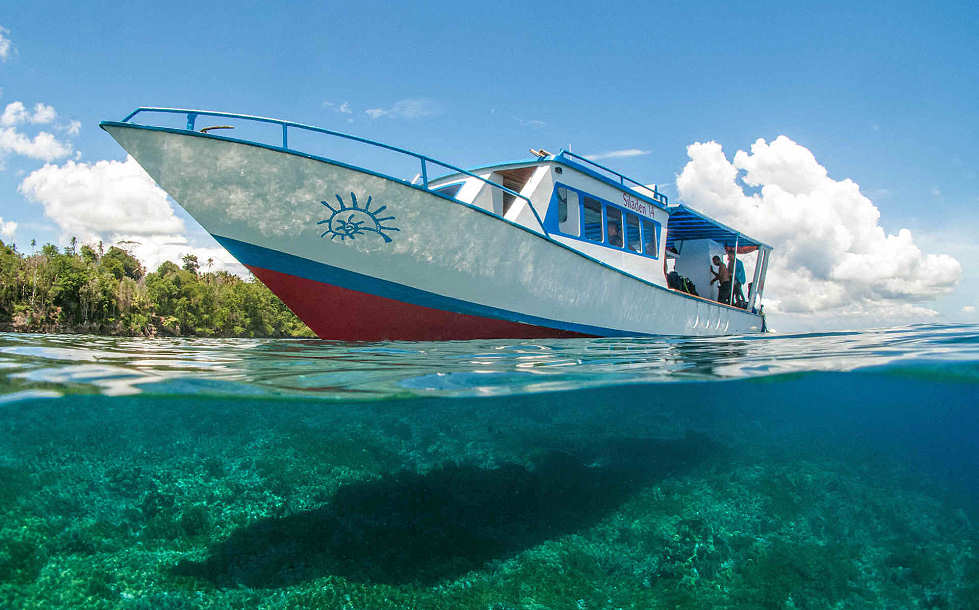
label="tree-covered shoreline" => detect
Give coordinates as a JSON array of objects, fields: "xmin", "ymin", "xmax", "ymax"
[{"xmin": 0, "ymin": 239, "xmax": 313, "ymax": 337}]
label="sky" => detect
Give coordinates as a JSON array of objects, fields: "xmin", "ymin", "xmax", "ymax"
[{"xmin": 0, "ymin": 1, "xmax": 976, "ymax": 330}]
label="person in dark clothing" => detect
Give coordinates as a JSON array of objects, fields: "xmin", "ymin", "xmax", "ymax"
[{"xmin": 710, "ymin": 255, "xmax": 731, "ymax": 304}]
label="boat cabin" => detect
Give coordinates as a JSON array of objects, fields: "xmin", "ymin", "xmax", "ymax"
[{"xmin": 427, "ymin": 150, "xmax": 772, "ymax": 312}]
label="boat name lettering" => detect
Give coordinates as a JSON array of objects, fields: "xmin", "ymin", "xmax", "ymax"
[{"xmin": 622, "ymin": 193, "xmax": 652, "ymax": 217}]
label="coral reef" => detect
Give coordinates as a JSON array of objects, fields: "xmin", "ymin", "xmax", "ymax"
[{"xmin": 0, "ymin": 386, "xmax": 976, "ymax": 608}]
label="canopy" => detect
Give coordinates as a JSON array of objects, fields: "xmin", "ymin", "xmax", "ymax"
[{"xmin": 665, "ymin": 205, "xmax": 770, "ymax": 250}]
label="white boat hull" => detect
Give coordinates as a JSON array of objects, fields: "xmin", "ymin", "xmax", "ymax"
[{"xmin": 104, "ymin": 124, "xmax": 763, "ymax": 339}]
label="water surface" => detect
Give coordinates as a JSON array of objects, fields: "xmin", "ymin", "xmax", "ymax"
[{"xmin": 0, "ymin": 326, "xmax": 976, "ymax": 608}]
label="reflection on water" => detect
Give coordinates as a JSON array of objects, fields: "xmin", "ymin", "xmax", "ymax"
[{"xmin": 0, "ymin": 324, "xmax": 976, "ymax": 400}]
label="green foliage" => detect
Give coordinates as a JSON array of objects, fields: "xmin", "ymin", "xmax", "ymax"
[
  {"xmin": 103, "ymin": 245, "xmax": 144, "ymax": 280},
  {"xmin": 181, "ymin": 253, "xmax": 199, "ymax": 275},
  {"xmin": 0, "ymin": 238, "xmax": 313, "ymax": 337}
]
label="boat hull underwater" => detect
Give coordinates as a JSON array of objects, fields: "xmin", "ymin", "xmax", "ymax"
[{"xmin": 102, "ymin": 112, "xmax": 766, "ymax": 340}]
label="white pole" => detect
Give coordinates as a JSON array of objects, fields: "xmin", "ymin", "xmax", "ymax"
[
  {"xmin": 730, "ymin": 236, "xmax": 739, "ymax": 305},
  {"xmin": 748, "ymin": 247, "xmax": 763, "ymax": 310},
  {"xmin": 755, "ymin": 248, "xmax": 771, "ymax": 309}
]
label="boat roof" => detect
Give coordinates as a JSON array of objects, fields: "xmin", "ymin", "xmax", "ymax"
[
  {"xmin": 461, "ymin": 153, "xmax": 771, "ymax": 251},
  {"xmin": 455, "ymin": 150, "xmax": 671, "ymax": 210},
  {"xmin": 666, "ymin": 205, "xmax": 771, "ymax": 250}
]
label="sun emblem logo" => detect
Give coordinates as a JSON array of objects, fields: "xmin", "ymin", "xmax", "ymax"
[{"xmin": 317, "ymin": 192, "xmax": 398, "ymax": 243}]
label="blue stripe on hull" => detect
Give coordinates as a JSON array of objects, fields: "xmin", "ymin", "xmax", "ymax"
[{"xmin": 213, "ymin": 235, "xmax": 647, "ymax": 338}]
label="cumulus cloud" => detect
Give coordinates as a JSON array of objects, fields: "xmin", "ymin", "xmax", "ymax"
[
  {"xmin": 1, "ymin": 101, "xmax": 58, "ymax": 126},
  {"xmin": 19, "ymin": 156, "xmax": 183, "ymax": 240},
  {"xmin": 18, "ymin": 156, "xmax": 245, "ymax": 274},
  {"xmin": 30, "ymin": 103, "xmax": 56, "ymax": 124},
  {"xmin": 365, "ymin": 98, "xmax": 441, "ymax": 120},
  {"xmin": 676, "ymin": 136, "xmax": 961, "ymax": 317},
  {"xmin": 585, "ymin": 148, "xmax": 651, "ymax": 161},
  {"xmin": 0, "ymin": 102, "xmax": 28, "ymax": 126},
  {"xmin": 0, "ymin": 217, "xmax": 16, "ymax": 240},
  {"xmin": 0, "ymin": 26, "xmax": 13, "ymax": 62},
  {"xmin": 0, "ymin": 101, "xmax": 73, "ymax": 162},
  {"xmin": 0, "ymin": 127, "xmax": 72, "ymax": 161}
]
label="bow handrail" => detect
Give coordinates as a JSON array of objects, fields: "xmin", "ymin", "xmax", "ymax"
[{"xmin": 116, "ymin": 107, "xmax": 549, "ymax": 236}]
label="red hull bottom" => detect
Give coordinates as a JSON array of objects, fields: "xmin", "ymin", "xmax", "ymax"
[{"xmin": 247, "ymin": 266, "xmax": 590, "ymax": 341}]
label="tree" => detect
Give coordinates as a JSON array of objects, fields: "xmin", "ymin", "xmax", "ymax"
[
  {"xmin": 0, "ymin": 239, "xmax": 313, "ymax": 337},
  {"xmin": 102, "ymin": 246, "xmax": 144, "ymax": 280},
  {"xmin": 182, "ymin": 254, "xmax": 200, "ymax": 275},
  {"xmin": 80, "ymin": 245, "xmax": 98, "ymax": 264}
]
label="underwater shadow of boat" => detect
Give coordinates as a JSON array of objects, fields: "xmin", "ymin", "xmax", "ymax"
[{"xmin": 170, "ymin": 433, "xmax": 720, "ymax": 587}]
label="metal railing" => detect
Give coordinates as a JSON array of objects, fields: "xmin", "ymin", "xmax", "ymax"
[
  {"xmin": 116, "ymin": 107, "xmax": 548, "ymax": 235},
  {"xmin": 558, "ymin": 151, "xmax": 669, "ymax": 205}
]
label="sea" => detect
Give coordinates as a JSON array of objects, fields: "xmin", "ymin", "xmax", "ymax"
[{"xmin": 0, "ymin": 325, "xmax": 976, "ymax": 609}]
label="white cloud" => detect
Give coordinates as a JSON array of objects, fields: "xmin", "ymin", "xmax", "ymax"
[
  {"xmin": 63, "ymin": 120, "xmax": 81, "ymax": 136},
  {"xmin": 585, "ymin": 148, "xmax": 651, "ymax": 161},
  {"xmin": 323, "ymin": 100, "xmax": 353, "ymax": 114},
  {"xmin": 0, "ymin": 217, "xmax": 16, "ymax": 240},
  {"xmin": 1, "ymin": 102, "xmax": 28, "ymax": 126},
  {"xmin": 963, "ymin": 305, "xmax": 976, "ymax": 314},
  {"xmin": 1, "ymin": 101, "xmax": 58, "ymax": 126},
  {"xmin": 19, "ymin": 156, "xmax": 184, "ymax": 242},
  {"xmin": 365, "ymin": 98, "xmax": 441, "ymax": 120},
  {"xmin": 0, "ymin": 26, "xmax": 13, "ymax": 62},
  {"xmin": 0, "ymin": 101, "xmax": 73, "ymax": 162},
  {"xmin": 676, "ymin": 136, "xmax": 961, "ymax": 317},
  {"xmin": 18, "ymin": 156, "xmax": 244, "ymax": 274},
  {"xmin": 0, "ymin": 127, "xmax": 72, "ymax": 161},
  {"xmin": 31, "ymin": 103, "xmax": 56, "ymax": 124}
]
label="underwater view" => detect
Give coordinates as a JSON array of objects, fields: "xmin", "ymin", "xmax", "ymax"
[{"xmin": 0, "ymin": 325, "xmax": 977, "ymax": 608}]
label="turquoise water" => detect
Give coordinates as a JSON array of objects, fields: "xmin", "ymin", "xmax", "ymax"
[{"xmin": 0, "ymin": 326, "xmax": 977, "ymax": 608}]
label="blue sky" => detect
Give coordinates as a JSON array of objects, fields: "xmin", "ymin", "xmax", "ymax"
[{"xmin": 1, "ymin": 1, "xmax": 976, "ymax": 327}]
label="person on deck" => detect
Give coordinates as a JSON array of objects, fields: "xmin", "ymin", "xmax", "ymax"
[
  {"xmin": 710, "ymin": 255, "xmax": 731, "ymax": 304},
  {"xmin": 727, "ymin": 251, "xmax": 747, "ymax": 307}
]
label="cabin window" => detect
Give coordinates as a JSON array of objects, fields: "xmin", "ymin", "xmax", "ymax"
[
  {"xmin": 583, "ymin": 196, "xmax": 603, "ymax": 242},
  {"xmin": 606, "ymin": 206, "xmax": 623, "ymax": 247},
  {"xmin": 641, "ymin": 218, "xmax": 659, "ymax": 257},
  {"xmin": 557, "ymin": 188, "xmax": 580, "ymax": 236},
  {"xmin": 433, "ymin": 182, "xmax": 463, "ymax": 198},
  {"xmin": 550, "ymin": 184, "xmax": 660, "ymax": 259},
  {"xmin": 625, "ymin": 213, "xmax": 641, "ymax": 252}
]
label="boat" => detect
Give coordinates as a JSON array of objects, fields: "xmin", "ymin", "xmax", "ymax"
[{"xmin": 100, "ymin": 108, "xmax": 773, "ymax": 340}]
